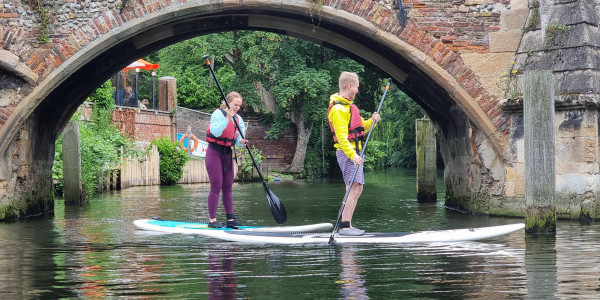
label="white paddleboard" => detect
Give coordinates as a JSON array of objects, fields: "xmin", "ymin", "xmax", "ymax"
[
  {"xmin": 133, "ymin": 218, "xmax": 333, "ymax": 234},
  {"xmin": 134, "ymin": 219, "xmax": 524, "ymax": 245}
]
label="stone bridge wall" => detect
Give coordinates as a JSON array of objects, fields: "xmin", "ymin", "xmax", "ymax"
[{"xmin": 0, "ymin": 0, "xmax": 599, "ymax": 221}]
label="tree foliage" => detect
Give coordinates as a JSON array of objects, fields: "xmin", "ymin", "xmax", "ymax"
[
  {"xmin": 154, "ymin": 34, "xmax": 238, "ymax": 110},
  {"xmin": 155, "ymin": 31, "xmax": 365, "ymax": 174},
  {"xmin": 153, "ymin": 31, "xmax": 428, "ymax": 175},
  {"xmin": 371, "ymin": 86, "xmax": 426, "ymax": 168}
]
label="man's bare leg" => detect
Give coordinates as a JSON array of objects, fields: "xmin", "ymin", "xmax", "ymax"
[{"xmin": 342, "ymin": 183, "xmax": 363, "ymax": 227}]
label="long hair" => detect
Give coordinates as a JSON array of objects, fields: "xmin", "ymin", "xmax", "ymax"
[{"xmin": 220, "ymin": 91, "xmax": 243, "ymax": 109}]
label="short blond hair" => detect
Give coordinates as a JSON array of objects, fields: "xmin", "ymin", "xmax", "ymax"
[
  {"xmin": 220, "ymin": 91, "xmax": 243, "ymax": 109},
  {"xmin": 339, "ymin": 71, "xmax": 359, "ymax": 92}
]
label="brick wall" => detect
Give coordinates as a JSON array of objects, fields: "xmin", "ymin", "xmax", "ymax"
[
  {"xmin": 393, "ymin": 0, "xmax": 508, "ymax": 52},
  {"xmin": 79, "ymin": 103, "xmax": 296, "ymax": 169},
  {"xmin": 111, "ymin": 107, "xmax": 172, "ymax": 145},
  {"xmin": 243, "ymin": 112, "xmax": 296, "ymax": 171},
  {"xmin": 78, "ymin": 103, "xmax": 172, "ymax": 145}
]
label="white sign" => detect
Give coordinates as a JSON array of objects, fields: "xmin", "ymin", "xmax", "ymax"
[{"xmin": 193, "ymin": 140, "xmax": 208, "ymax": 157}]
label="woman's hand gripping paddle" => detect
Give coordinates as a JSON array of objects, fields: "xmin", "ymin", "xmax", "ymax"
[
  {"xmin": 204, "ymin": 55, "xmax": 287, "ymax": 224},
  {"xmin": 328, "ymin": 78, "xmax": 392, "ymax": 244}
]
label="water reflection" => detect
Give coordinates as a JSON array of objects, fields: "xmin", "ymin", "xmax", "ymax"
[
  {"xmin": 338, "ymin": 246, "xmax": 367, "ymax": 300},
  {"xmin": 525, "ymin": 235, "xmax": 557, "ymax": 300},
  {"xmin": 2, "ymin": 170, "xmax": 600, "ymax": 298},
  {"xmin": 207, "ymin": 249, "xmax": 238, "ymax": 300}
]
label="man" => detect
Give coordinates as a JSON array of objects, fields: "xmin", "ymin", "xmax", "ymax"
[{"xmin": 327, "ymin": 71, "xmax": 381, "ymax": 236}]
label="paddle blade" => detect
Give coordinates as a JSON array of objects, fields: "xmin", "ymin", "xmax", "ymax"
[{"xmin": 265, "ymin": 186, "xmax": 287, "ymax": 224}]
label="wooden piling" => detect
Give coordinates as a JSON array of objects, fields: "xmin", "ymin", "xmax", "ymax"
[
  {"xmin": 416, "ymin": 118, "xmax": 437, "ymax": 202},
  {"xmin": 62, "ymin": 121, "xmax": 83, "ymax": 205},
  {"xmin": 523, "ymin": 70, "xmax": 556, "ymax": 234}
]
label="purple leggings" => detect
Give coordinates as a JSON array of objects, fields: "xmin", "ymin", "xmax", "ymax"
[{"xmin": 205, "ymin": 147, "xmax": 235, "ymax": 219}]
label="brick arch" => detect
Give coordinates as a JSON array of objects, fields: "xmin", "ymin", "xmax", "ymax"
[{"xmin": 0, "ymin": 0, "xmax": 507, "ymax": 157}]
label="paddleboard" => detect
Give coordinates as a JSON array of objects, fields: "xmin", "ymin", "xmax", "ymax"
[
  {"xmin": 134, "ymin": 219, "xmax": 524, "ymax": 245},
  {"xmin": 133, "ymin": 218, "xmax": 334, "ymax": 234}
]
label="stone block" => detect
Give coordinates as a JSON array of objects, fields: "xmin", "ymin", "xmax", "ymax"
[
  {"xmin": 0, "ymin": 49, "xmax": 19, "ymax": 69},
  {"xmin": 460, "ymin": 52, "xmax": 516, "ymax": 99},
  {"xmin": 556, "ymin": 70, "xmax": 600, "ymax": 94},
  {"xmin": 516, "ymin": 138, "xmax": 524, "ymax": 162},
  {"xmin": 514, "ymin": 162, "xmax": 525, "ymax": 195},
  {"xmin": 506, "ymin": 166, "xmax": 517, "ymax": 181},
  {"xmin": 584, "ymin": 137, "xmax": 598, "ymax": 162},
  {"xmin": 517, "ymin": 30, "xmax": 544, "ymax": 53},
  {"xmin": 551, "ymin": 0, "xmax": 599, "ymax": 26},
  {"xmin": 505, "ymin": 180, "xmax": 516, "ymax": 197},
  {"xmin": 559, "ymin": 23, "xmax": 600, "ymax": 49},
  {"xmin": 511, "ymin": 0, "xmax": 529, "ymax": 10},
  {"xmin": 556, "ymin": 162, "xmax": 597, "ymax": 175},
  {"xmin": 556, "ymin": 173, "xmax": 595, "ymax": 194},
  {"xmin": 556, "ymin": 137, "xmax": 585, "ymax": 163},
  {"xmin": 552, "ymin": 47, "xmax": 600, "ymax": 72},
  {"xmin": 500, "ymin": 9, "xmax": 528, "ymax": 30},
  {"xmin": 489, "ymin": 31, "xmax": 522, "ymax": 52}
]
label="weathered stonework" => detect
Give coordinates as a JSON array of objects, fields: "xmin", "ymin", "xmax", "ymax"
[{"xmin": 496, "ymin": 0, "xmax": 600, "ymax": 220}]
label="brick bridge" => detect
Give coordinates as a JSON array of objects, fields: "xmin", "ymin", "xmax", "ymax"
[{"xmin": 1, "ymin": 0, "xmax": 599, "ymax": 220}]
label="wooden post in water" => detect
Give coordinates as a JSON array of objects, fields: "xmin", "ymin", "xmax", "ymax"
[
  {"xmin": 415, "ymin": 118, "xmax": 437, "ymax": 202},
  {"xmin": 62, "ymin": 121, "xmax": 83, "ymax": 205},
  {"xmin": 523, "ymin": 70, "xmax": 556, "ymax": 234}
]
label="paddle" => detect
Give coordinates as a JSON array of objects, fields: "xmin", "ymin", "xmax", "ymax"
[
  {"xmin": 328, "ymin": 78, "xmax": 392, "ymax": 244},
  {"xmin": 203, "ymin": 55, "xmax": 287, "ymax": 224}
]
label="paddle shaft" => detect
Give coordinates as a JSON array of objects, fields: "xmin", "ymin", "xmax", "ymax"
[{"xmin": 328, "ymin": 78, "xmax": 392, "ymax": 244}]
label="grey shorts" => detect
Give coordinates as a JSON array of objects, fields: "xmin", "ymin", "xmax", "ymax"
[{"xmin": 336, "ymin": 150, "xmax": 364, "ymax": 185}]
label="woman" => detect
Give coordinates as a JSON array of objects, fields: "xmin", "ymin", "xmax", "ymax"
[
  {"xmin": 205, "ymin": 91, "xmax": 247, "ymax": 228},
  {"xmin": 123, "ymin": 86, "xmax": 136, "ymax": 107}
]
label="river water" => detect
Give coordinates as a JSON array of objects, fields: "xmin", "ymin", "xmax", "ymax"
[{"xmin": 2, "ymin": 168, "xmax": 599, "ymax": 299}]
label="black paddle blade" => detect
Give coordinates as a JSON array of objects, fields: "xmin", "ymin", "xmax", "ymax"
[{"xmin": 265, "ymin": 186, "xmax": 287, "ymax": 224}]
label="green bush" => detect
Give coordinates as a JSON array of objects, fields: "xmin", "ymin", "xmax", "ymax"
[
  {"xmin": 152, "ymin": 137, "xmax": 189, "ymax": 185},
  {"xmin": 235, "ymin": 146, "xmax": 264, "ymax": 181}
]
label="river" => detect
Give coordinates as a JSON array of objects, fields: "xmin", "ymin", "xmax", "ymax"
[{"xmin": 1, "ymin": 168, "xmax": 599, "ymax": 299}]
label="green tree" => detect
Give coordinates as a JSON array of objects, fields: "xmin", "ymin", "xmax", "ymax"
[
  {"xmin": 154, "ymin": 31, "xmax": 426, "ymax": 175},
  {"xmin": 155, "ymin": 34, "xmax": 238, "ymax": 110},
  {"xmin": 233, "ymin": 32, "xmax": 363, "ymax": 173},
  {"xmin": 155, "ymin": 31, "xmax": 364, "ymax": 174},
  {"xmin": 372, "ymin": 87, "xmax": 425, "ymax": 168}
]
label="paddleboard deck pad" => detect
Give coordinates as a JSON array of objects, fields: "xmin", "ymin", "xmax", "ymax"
[
  {"xmin": 133, "ymin": 218, "xmax": 333, "ymax": 234},
  {"xmin": 134, "ymin": 218, "xmax": 524, "ymax": 244}
]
